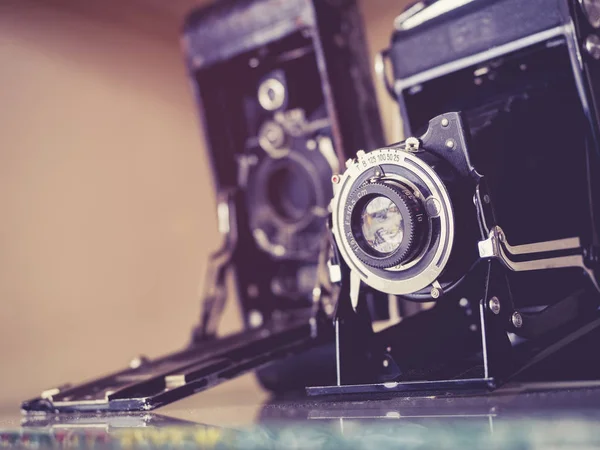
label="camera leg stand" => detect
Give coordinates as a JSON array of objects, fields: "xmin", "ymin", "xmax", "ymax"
[
  {"xmin": 307, "ymin": 262, "xmax": 497, "ymax": 396},
  {"xmin": 481, "ymin": 253, "xmax": 600, "ymax": 385},
  {"xmin": 192, "ymin": 190, "xmax": 238, "ymax": 343},
  {"xmin": 331, "ymin": 266, "xmax": 379, "ymax": 388}
]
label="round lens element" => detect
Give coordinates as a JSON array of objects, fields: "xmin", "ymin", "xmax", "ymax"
[
  {"xmin": 360, "ymin": 196, "xmax": 404, "ymax": 254},
  {"xmin": 267, "ymin": 163, "xmax": 316, "ymax": 223},
  {"xmin": 344, "ymin": 181, "xmax": 428, "ymax": 269}
]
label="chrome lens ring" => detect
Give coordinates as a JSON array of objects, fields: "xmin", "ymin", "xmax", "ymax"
[{"xmin": 331, "ymin": 147, "xmax": 454, "ymax": 295}]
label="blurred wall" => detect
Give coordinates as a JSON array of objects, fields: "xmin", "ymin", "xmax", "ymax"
[{"xmin": 0, "ymin": 0, "xmax": 409, "ymax": 408}]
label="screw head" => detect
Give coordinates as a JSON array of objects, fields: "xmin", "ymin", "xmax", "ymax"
[
  {"xmin": 584, "ymin": 34, "xmax": 600, "ymax": 60},
  {"xmin": 488, "ymin": 296, "xmax": 501, "ymax": 315},
  {"xmin": 425, "ymin": 197, "xmax": 442, "ymax": 217},
  {"xmin": 431, "ymin": 287, "xmax": 441, "ymax": 299},
  {"xmin": 445, "ymin": 139, "xmax": 455, "ymax": 149},
  {"xmin": 483, "ymin": 194, "xmax": 491, "ymax": 204},
  {"xmin": 382, "ymin": 359, "xmax": 390, "ymax": 368},
  {"xmin": 441, "ymin": 118, "xmax": 449, "ymax": 127},
  {"xmin": 512, "ymin": 311, "xmax": 523, "ymax": 328}
]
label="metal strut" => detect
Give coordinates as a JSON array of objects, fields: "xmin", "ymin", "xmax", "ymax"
[{"xmin": 478, "ymin": 225, "xmax": 600, "ymax": 293}]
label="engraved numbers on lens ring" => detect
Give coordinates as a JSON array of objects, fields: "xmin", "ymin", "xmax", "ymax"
[
  {"xmin": 360, "ymin": 151, "xmax": 402, "ymax": 169},
  {"xmin": 332, "ymin": 147, "xmax": 455, "ymax": 295}
]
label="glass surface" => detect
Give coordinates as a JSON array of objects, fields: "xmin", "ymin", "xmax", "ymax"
[
  {"xmin": 5, "ymin": 381, "xmax": 600, "ymax": 449},
  {"xmin": 360, "ymin": 196, "xmax": 404, "ymax": 254}
]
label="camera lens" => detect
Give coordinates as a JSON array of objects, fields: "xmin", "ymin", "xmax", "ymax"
[
  {"xmin": 267, "ymin": 162, "xmax": 316, "ymax": 222},
  {"xmin": 360, "ymin": 196, "xmax": 404, "ymax": 254},
  {"xmin": 346, "ymin": 181, "xmax": 427, "ymax": 269}
]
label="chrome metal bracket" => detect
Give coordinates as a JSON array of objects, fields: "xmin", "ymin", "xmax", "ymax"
[
  {"xmin": 478, "ymin": 226, "xmax": 600, "ymax": 292},
  {"xmin": 196, "ymin": 189, "xmax": 239, "ymax": 340},
  {"xmin": 374, "ymin": 49, "xmax": 396, "ymax": 99}
]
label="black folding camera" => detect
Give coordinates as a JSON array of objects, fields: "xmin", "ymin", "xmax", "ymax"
[
  {"xmin": 306, "ymin": 0, "xmax": 600, "ymax": 396},
  {"xmin": 21, "ymin": 0, "xmax": 383, "ymax": 413},
  {"xmin": 183, "ymin": 0, "xmax": 382, "ymax": 340}
]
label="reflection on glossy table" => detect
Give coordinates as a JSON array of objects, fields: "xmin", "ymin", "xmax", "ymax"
[{"xmin": 2, "ymin": 375, "xmax": 600, "ymax": 449}]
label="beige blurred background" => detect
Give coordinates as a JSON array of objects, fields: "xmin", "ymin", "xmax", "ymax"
[{"xmin": 0, "ymin": 0, "xmax": 409, "ymax": 410}]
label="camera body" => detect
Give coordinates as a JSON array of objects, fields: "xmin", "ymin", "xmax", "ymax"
[
  {"xmin": 312, "ymin": 110, "xmax": 600, "ymax": 395},
  {"xmin": 383, "ymin": 0, "xmax": 600, "ymax": 310},
  {"xmin": 182, "ymin": 0, "xmax": 384, "ymax": 336},
  {"xmin": 307, "ymin": 0, "xmax": 600, "ymax": 395}
]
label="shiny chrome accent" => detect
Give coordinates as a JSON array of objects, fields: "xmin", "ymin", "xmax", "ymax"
[
  {"xmin": 350, "ymin": 269, "xmax": 361, "ymax": 312},
  {"xmin": 317, "ymin": 135, "xmax": 340, "ymax": 174},
  {"xmin": 374, "ymin": 50, "xmax": 396, "ymax": 98},
  {"xmin": 394, "ymin": 0, "xmax": 477, "ymax": 31},
  {"xmin": 478, "ymin": 226, "xmax": 600, "ymax": 292},
  {"xmin": 488, "ymin": 297, "xmax": 501, "ymax": 315},
  {"xmin": 393, "ymin": 1, "xmax": 427, "ymax": 29},
  {"xmin": 584, "ymin": 34, "xmax": 600, "ymax": 60},
  {"xmin": 257, "ymin": 77, "xmax": 286, "ymax": 111},
  {"xmin": 253, "ymin": 228, "xmax": 286, "ymax": 257},
  {"xmin": 511, "ymin": 311, "xmax": 524, "ymax": 329},
  {"xmin": 331, "ymin": 147, "xmax": 455, "ymax": 295},
  {"xmin": 394, "ymin": 25, "xmax": 567, "ymax": 94},
  {"xmin": 198, "ymin": 190, "xmax": 239, "ymax": 338},
  {"xmin": 405, "ymin": 137, "xmax": 420, "ymax": 151},
  {"xmin": 258, "ymin": 120, "xmax": 289, "ymax": 159}
]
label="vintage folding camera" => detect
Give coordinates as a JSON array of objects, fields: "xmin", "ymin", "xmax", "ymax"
[
  {"xmin": 305, "ymin": 0, "xmax": 600, "ymax": 396},
  {"xmin": 21, "ymin": 0, "xmax": 383, "ymax": 413}
]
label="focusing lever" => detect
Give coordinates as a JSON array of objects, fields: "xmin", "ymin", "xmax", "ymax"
[{"xmin": 478, "ymin": 226, "xmax": 600, "ymax": 292}]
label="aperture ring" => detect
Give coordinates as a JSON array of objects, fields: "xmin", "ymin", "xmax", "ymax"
[{"xmin": 343, "ymin": 181, "xmax": 427, "ymax": 269}]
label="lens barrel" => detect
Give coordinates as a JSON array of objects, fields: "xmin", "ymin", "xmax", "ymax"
[{"xmin": 345, "ymin": 181, "xmax": 428, "ymax": 269}]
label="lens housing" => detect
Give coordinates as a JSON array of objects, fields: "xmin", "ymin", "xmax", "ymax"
[
  {"xmin": 345, "ymin": 181, "xmax": 427, "ymax": 269},
  {"xmin": 331, "ymin": 146, "xmax": 456, "ymax": 296}
]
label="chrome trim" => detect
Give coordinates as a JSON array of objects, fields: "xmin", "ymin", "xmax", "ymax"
[
  {"xmin": 394, "ymin": 25, "xmax": 567, "ymax": 94},
  {"xmin": 335, "ymin": 318, "xmax": 341, "ymax": 386},
  {"xmin": 374, "ymin": 50, "xmax": 396, "ymax": 99},
  {"xmin": 198, "ymin": 190, "xmax": 239, "ymax": 338},
  {"xmin": 394, "ymin": 0, "xmax": 478, "ymax": 31},
  {"xmin": 478, "ymin": 226, "xmax": 600, "ymax": 292},
  {"xmin": 331, "ymin": 147, "xmax": 455, "ymax": 296},
  {"xmin": 350, "ymin": 269, "xmax": 361, "ymax": 312},
  {"xmin": 563, "ymin": 21, "xmax": 594, "ymax": 125},
  {"xmin": 257, "ymin": 77, "xmax": 286, "ymax": 111},
  {"xmin": 479, "ymin": 301, "xmax": 489, "ymax": 379},
  {"xmin": 393, "ymin": 1, "xmax": 427, "ymax": 30}
]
